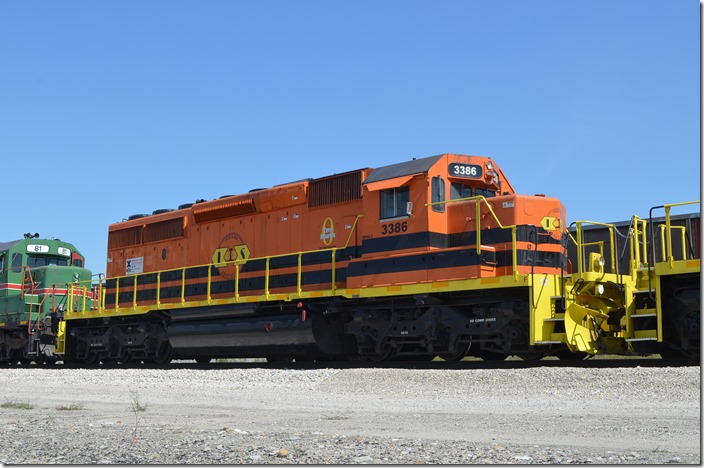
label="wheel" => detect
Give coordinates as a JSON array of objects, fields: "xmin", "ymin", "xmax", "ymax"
[
  {"xmin": 516, "ymin": 349, "xmax": 549, "ymax": 361},
  {"xmin": 439, "ymin": 343, "xmax": 471, "ymax": 362},
  {"xmin": 17, "ymin": 356, "xmax": 32, "ymax": 366},
  {"xmin": 152, "ymin": 342, "xmax": 173, "ymax": 364},
  {"xmin": 477, "ymin": 350, "xmax": 508, "ymax": 361},
  {"xmin": 9, "ymin": 349, "xmax": 31, "ymax": 366},
  {"xmin": 82, "ymin": 351, "xmax": 100, "ymax": 366},
  {"xmin": 61, "ymin": 357, "xmax": 79, "ymax": 367},
  {"xmin": 36, "ymin": 353, "xmax": 59, "ymax": 366},
  {"xmin": 115, "ymin": 351, "xmax": 134, "ymax": 366},
  {"xmin": 364, "ymin": 346, "xmax": 394, "ymax": 362},
  {"xmin": 659, "ymin": 345, "xmax": 697, "ymax": 360},
  {"xmin": 392, "ymin": 355, "xmax": 435, "ymax": 362},
  {"xmin": 554, "ymin": 348, "xmax": 589, "ymax": 360}
]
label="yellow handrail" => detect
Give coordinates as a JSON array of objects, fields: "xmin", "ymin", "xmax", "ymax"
[
  {"xmin": 66, "ymin": 281, "xmax": 94, "ymax": 314},
  {"xmin": 654, "ymin": 200, "xmax": 699, "ymax": 268},
  {"xmin": 207, "ymin": 264, "xmax": 213, "ymax": 303},
  {"xmin": 81, "ymin": 286, "xmax": 88, "ymax": 311},
  {"xmin": 234, "ymin": 261, "xmax": 240, "ymax": 299},
  {"xmin": 69, "ymin": 214, "xmax": 366, "ymax": 314},
  {"xmin": 264, "ymin": 258, "xmax": 271, "ymax": 299},
  {"xmin": 568, "ymin": 221, "xmax": 617, "ymax": 275},
  {"xmin": 180, "ymin": 268, "xmax": 186, "ymax": 303},
  {"xmin": 156, "ymin": 273, "xmax": 161, "ymax": 306},
  {"xmin": 115, "ymin": 278, "xmax": 120, "ymax": 309},
  {"xmin": 630, "ymin": 216, "xmax": 648, "ymax": 271},
  {"xmin": 426, "ymin": 196, "xmax": 520, "ymax": 280},
  {"xmin": 659, "ymin": 225, "xmax": 687, "ymax": 262}
]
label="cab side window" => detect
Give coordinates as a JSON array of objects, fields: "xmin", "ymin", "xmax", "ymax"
[
  {"xmin": 380, "ymin": 186, "xmax": 410, "ymax": 219},
  {"xmin": 11, "ymin": 253, "xmax": 23, "ymax": 272},
  {"xmin": 432, "ymin": 177, "xmax": 445, "ymax": 213}
]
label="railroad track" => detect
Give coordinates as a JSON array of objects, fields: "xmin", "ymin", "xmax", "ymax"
[{"xmin": 56, "ymin": 357, "xmax": 700, "ymax": 370}]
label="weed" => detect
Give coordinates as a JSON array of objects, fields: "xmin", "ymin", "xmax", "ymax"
[
  {"xmin": 56, "ymin": 403, "xmax": 84, "ymax": 411},
  {"xmin": 128, "ymin": 390, "xmax": 147, "ymax": 412},
  {"xmin": 323, "ymin": 414, "xmax": 350, "ymax": 420},
  {"xmin": 292, "ymin": 445, "xmax": 307, "ymax": 457},
  {"xmin": 128, "ymin": 390, "xmax": 146, "ymax": 441},
  {"xmin": 1, "ymin": 399, "xmax": 34, "ymax": 410}
]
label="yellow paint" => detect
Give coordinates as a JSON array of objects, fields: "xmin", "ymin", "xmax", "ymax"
[
  {"xmin": 481, "ymin": 277, "xmax": 501, "ymax": 284},
  {"xmin": 212, "ymin": 244, "xmax": 251, "ymax": 265},
  {"xmin": 540, "ymin": 216, "xmax": 560, "ymax": 231}
]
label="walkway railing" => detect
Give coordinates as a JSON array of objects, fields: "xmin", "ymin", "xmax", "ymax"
[
  {"xmin": 426, "ymin": 195, "xmax": 520, "ymax": 280},
  {"xmin": 67, "ymin": 214, "xmax": 364, "ymax": 315}
]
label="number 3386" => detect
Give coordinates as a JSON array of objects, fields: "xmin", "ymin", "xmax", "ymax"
[{"xmin": 381, "ymin": 221, "xmax": 408, "ymax": 235}]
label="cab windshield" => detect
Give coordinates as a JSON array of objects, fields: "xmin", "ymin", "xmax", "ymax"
[{"xmin": 27, "ymin": 255, "xmax": 69, "ymax": 268}]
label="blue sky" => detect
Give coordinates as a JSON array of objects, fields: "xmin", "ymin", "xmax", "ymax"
[{"xmin": 1, "ymin": 0, "xmax": 700, "ymax": 273}]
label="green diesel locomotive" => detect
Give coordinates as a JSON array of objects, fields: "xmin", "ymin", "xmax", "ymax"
[{"xmin": 0, "ymin": 234, "xmax": 92, "ymax": 364}]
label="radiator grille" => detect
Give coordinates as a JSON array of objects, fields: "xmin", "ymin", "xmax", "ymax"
[
  {"xmin": 108, "ymin": 226, "xmax": 142, "ymax": 249},
  {"xmin": 308, "ymin": 171, "xmax": 362, "ymax": 208},
  {"xmin": 193, "ymin": 198, "xmax": 257, "ymax": 223},
  {"xmin": 144, "ymin": 217, "xmax": 184, "ymax": 242}
]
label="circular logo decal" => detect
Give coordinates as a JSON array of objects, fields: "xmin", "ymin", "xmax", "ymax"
[
  {"xmin": 212, "ymin": 232, "xmax": 249, "ymax": 280},
  {"xmin": 320, "ymin": 218, "xmax": 335, "ymax": 246}
]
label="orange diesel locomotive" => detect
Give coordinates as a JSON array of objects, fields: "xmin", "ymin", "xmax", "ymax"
[{"xmin": 60, "ymin": 153, "xmax": 572, "ymax": 364}]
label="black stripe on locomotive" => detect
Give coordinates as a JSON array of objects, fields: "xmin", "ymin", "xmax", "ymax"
[{"xmin": 103, "ymin": 225, "xmax": 566, "ymax": 306}]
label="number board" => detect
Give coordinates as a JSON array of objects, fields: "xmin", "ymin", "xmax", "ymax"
[
  {"xmin": 27, "ymin": 244, "xmax": 49, "ymax": 254},
  {"xmin": 449, "ymin": 163, "xmax": 483, "ymax": 179}
]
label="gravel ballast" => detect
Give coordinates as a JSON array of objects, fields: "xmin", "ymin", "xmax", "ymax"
[{"xmin": 0, "ymin": 365, "xmax": 700, "ymax": 464}]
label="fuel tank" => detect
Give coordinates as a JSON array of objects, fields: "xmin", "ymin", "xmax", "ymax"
[{"xmin": 166, "ymin": 305, "xmax": 355, "ymax": 359}]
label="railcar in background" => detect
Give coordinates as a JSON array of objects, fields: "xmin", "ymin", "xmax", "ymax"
[
  {"xmin": 565, "ymin": 204, "xmax": 700, "ymax": 359},
  {"xmin": 0, "ymin": 235, "xmax": 92, "ymax": 364}
]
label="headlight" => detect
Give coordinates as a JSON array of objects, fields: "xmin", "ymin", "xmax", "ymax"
[
  {"xmin": 590, "ymin": 253, "xmax": 605, "ymax": 272},
  {"xmin": 596, "ymin": 284, "xmax": 605, "ymax": 295}
]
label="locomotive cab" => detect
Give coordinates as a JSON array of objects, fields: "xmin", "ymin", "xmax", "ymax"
[{"xmin": 347, "ymin": 154, "xmax": 567, "ymax": 289}]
